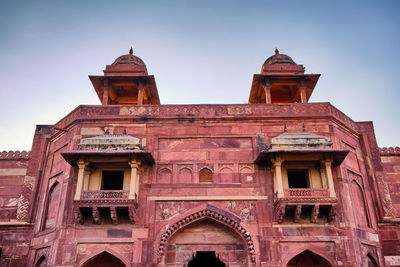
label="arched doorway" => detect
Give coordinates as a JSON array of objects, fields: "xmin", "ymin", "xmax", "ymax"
[
  {"xmin": 366, "ymin": 254, "xmax": 378, "ymax": 267},
  {"xmin": 166, "ymin": 218, "xmax": 247, "ymax": 266},
  {"xmin": 287, "ymin": 250, "xmax": 332, "ymax": 267},
  {"xmin": 187, "ymin": 251, "xmax": 226, "ymax": 267},
  {"xmin": 35, "ymin": 255, "xmax": 47, "ymax": 267},
  {"xmin": 82, "ymin": 251, "xmax": 125, "ymax": 267}
]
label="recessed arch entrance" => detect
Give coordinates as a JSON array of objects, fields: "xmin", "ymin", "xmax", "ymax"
[
  {"xmin": 80, "ymin": 251, "xmax": 126, "ymax": 267},
  {"xmin": 187, "ymin": 251, "xmax": 226, "ymax": 267},
  {"xmin": 286, "ymin": 249, "xmax": 332, "ymax": 267},
  {"xmin": 158, "ymin": 205, "xmax": 255, "ymax": 266}
]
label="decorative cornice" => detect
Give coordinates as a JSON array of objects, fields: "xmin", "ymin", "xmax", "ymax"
[{"xmin": 0, "ymin": 150, "xmax": 30, "ymax": 160}]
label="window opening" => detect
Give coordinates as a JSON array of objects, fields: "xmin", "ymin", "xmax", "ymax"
[
  {"xmin": 199, "ymin": 169, "xmax": 213, "ymax": 183},
  {"xmin": 288, "ymin": 169, "xmax": 309, "ymax": 188},
  {"xmin": 102, "ymin": 171, "xmax": 124, "ymax": 190}
]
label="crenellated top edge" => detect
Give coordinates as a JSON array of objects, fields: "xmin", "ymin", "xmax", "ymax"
[
  {"xmin": 380, "ymin": 147, "xmax": 400, "ymax": 155},
  {"xmin": 0, "ymin": 150, "xmax": 30, "ymax": 159}
]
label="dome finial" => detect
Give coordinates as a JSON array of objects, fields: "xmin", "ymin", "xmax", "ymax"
[
  {"xmin": 275, "ymin": 48, "xmax": 279, "ymax": 55},
  {"xmin": 129, "ymin": 47, "xmax": 133, "ymax": 55}
]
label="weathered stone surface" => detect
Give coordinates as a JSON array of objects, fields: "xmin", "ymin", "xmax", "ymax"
[{"xmin": 0, "ymin": 49, "xmax": 398, "ymax": 267}]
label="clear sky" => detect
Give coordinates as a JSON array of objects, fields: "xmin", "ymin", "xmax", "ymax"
[{"xmin": 0, "ymin": 0, "xmax": 399, "ymax": 151}]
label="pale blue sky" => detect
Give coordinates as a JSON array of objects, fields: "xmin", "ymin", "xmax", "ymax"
[{"xmin": 0, "ymin": 0, "xmax": 399, "ymax": 150}]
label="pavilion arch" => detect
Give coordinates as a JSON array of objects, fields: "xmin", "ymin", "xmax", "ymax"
[
  {"xmin": 157, "ymin": 204, "xmax": 256, "ymax": 263},
  {"xmin": 77, "ymin": 247, "xmax": 130, "ymax": 267},
  {"xmin": 283, "ymin": 247, "xmax": 336, "ymax": 267}
]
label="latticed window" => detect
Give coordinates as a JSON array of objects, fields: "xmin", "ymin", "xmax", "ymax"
[{"xmin": 199, "ymin": 168, "xmax": 213, "ymax": 183}]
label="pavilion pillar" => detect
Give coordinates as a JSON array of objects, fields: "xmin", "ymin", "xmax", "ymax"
[
  {"xmin": 299, "ymin": 80, "xmax": 307, "ymax": 103},
  {"xmin": 263, "ymin": 79, "xmax": 272, "ymax": 104},
  {"xmin": 129, "ymin": 160, "xmax": 140, "ymax": 199},
  {"xmin": 102, "ymin": 78, "xmax": 109, "ymax": 105},
  {"xmin": 324, "ymin": 160, "xmax": 336, "ymax": 198},
  {"xmin": 273, "ymin": 157, "xmax": 284, "ymax": 198},
  {"xmin": 138, "ymin": 80, "xmax": 144, "ymax": 105},
  {"xmin": 74, "ymin": 160, "xmax": 88, "ymax": 201}
]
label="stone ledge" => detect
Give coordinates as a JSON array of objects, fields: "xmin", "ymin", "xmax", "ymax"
[{"xmin": 148, "ymin": 195, "xmax": 268, "ymax": 201}]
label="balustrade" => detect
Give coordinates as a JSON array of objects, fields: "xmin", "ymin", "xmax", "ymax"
[
  {"xmin": 81, "ymin": 190, "xmax": 129, "ymax": 200},
  {"xmin": 283, "ymin": 188, "xmax": 330, "ymax": 198}
]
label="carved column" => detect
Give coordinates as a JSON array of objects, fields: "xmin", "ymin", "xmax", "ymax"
[
  {"xmin": 129, "ymin": 160, "xmax": 140, "ymax": 199},
  {"xmin": 74, "ymin": 160, "xmax": 87, "ymax": 201},
  {"xmin": 102, "ymin": 78, "xmax": 109, "ymax": 105},
  {"xmin": 273, "ymin": 157, "xmax": 284, "ymax": 198},
  {"xmin": 263, "ymin": 79, "xmax": 272, "ymax": 104},
  {"xmin": 324, "ymin": 160, "xmax": 337, "ymax": 198}
]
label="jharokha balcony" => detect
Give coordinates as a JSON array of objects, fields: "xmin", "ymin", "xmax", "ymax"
[
  {"xmin": 274, "ymin": 188, "xmax": 337, "ymax": 224},
  {"xmin": 61, "ymin": 134, "xmax": 155, "ymax": 226},
  {"xmin": 74, "ymin": 190, "xmax": 138, "ymax": 225}
]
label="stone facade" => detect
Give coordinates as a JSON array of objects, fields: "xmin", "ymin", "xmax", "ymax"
[{"xmin": 0, "ymin": 49, "xmax": 399, "ymax": 266}]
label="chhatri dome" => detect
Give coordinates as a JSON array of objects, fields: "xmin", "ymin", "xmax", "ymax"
[
  {"xmin": 112, "ymin": 47, "xmax": 145, "ymax": 66},
  {"xmin": 89, "ymin": 47, "xmax": 160, "ymax": 105},
  {"xmin": 264, "ymin": 48, "xmax": 296, "ymax": 65},
  {"xmin": 249, "ymin": 48, "xmax": 319, "ymax": 104}
]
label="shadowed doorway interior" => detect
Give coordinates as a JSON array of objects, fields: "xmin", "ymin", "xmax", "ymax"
[{"xmin": 187, "ymin": 251, "xmax": 226, "ymax": 267}]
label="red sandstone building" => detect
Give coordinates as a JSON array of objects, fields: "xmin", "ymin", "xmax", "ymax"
[{"xmin": 0, "ymin": 48, "xmax": 399, "ymax": 267}]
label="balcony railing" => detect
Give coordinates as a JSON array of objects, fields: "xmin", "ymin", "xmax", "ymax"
[
  {"xmin": 81, "ymin": 190, "xmax": 129, "ymax": 200},
  {"xmin": 283, "ymin": 188, "xmax": 330, "ymax": 198}
]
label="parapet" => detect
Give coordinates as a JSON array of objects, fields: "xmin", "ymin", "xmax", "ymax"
[
  {"xmin": 0, "ymin": 150, "xmax": 30, "ymax": 160},
  {"xmin": 380, "ymin": 147, "xmax": 400, "ymax": 156}
]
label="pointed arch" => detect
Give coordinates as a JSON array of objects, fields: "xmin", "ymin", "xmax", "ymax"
[
  {"xmin": 157, "ymin": 204, "xmax": 255, "ymax": 263},
  {"xmin": 284, "ymin": 248, "xmax": 335, "ymax": 267},
  {"xmin": 77, "ymin": 247, "xmax": 129, "ymax": 267}
]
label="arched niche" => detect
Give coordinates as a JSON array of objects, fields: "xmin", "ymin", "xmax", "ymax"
[
  {"xmin": 350, "ymin": 180, "xmax": 369, "ymax": 228},
  {"xmin": 178, "ymin": 167, "xmax": 193, "ymax": 184},
  {"xmin": 220, "ymin": 167, "xmax": 233, "ymax": 184},
  {"xmin": 80, "ymin": 251, "xmax": 126, "ymax": 267},
  {"xmin": 286, "ymin": 249, "xmax": 333, "ymax": 267},
  {"xmin": 43, "ymin": 181, "xmax": 61, "ymax": 230},
  {"xmin": 158, "ymin": 168, "xmax": 172, "ymax": 184}
]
